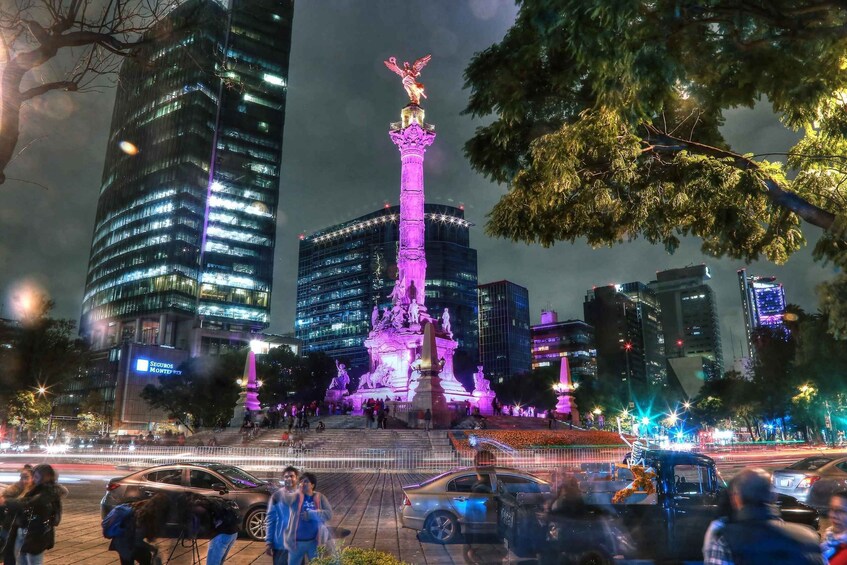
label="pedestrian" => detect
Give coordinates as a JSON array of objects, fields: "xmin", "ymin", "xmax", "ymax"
[
  {"xmin": 275, "ymin": 472, "xmax": 333, "ymax": 564},
  {"xmin": 822, "ymin": 491, "xmax": 847, "ymax": 564},
  {"xmin": 702, "ymin": 467, "xmax": 823, "ymax": 564},
  {"xmin": 266, "ymin": 466, "xmax": 299, "ymax": 565},
  {"xmin": 179, "ymin": 493, "xmax": 240, "ymax": 565},
  {"xmin": 287, "ymin": 415, "xmax": 295, "ymax": 434},
  {"xmin": 106, "ymin": 492, "xmax": 170, "ymax": 565},
  {"xmin": 2, "ymin": 464, "xmax": 35, "ymax": 565},
  {"xmin": 547, "ymin": 410, "xmax": 555, "ymax": 430},
  {"xmin": 424, "ymin": 408, "xmax": 432, "ymax": 431},
  {"xmin": 0, "ymin": 464, "xmax": 63, "ymax": 565}
]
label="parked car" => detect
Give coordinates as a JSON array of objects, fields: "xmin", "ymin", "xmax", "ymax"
[
  {"xmin": 400, "ymin": 466, "xmax": 551, "ymax": 543},
  {"xmin": 100, "ymin": 462, "xmax": 277, "ymax": 540},
  {"xmin": 773, "ymin": 455, "xmax": 847, "ymax": 510}
]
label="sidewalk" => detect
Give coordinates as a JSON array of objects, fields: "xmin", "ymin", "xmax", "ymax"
[{"xmin": 46, "ymin": 472, "xmax": 507, "ymax": 564}]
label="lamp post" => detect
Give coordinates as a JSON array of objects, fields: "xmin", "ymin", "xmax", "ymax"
[{"xmin": 623, "ymin": 342, "xmax": 633, "ymax": 410}]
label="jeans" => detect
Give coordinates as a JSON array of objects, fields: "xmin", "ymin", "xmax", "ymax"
[
  {"xmin": 206, "ymin": 532, "xmax": 238, "ymax": 565},
  {"xmin": 18, "ymin": 553, "xmax": 43, "ymax": 565},
  {"xmin": 14, "ymin": 528, "xmax": 24, "ymax": 563},
  {"xmin": 287, "ymin": 539, "xmax": 318, "ymax": 564},
  {"xmin": 273, "ymin": 548, "xmax": 289, "ymax": 565}
]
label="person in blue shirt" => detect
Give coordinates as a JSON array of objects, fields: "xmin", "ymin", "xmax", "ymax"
[
  {"xmin": 266, "ymin": 467, "xmax": 299, "ymax": 565},
  {"xmin": 275, "ymin": 472, "xmax": 333, "ymax": 565}
]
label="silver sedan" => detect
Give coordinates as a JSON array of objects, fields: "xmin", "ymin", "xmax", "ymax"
[
  {"xmin": 400, "ymin": 466, "xmax": 551, "ymax": 543},
  {"xmin": 772, "ymin": 455, "xmax": 847, "ymax": 510}
]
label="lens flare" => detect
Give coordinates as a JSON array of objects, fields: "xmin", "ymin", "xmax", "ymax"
[{"xmin": 118, "ymin": 141, "xmax": 139, "ymax": 155}]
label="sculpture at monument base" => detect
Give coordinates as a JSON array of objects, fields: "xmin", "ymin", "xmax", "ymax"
[{"xmin": 472, "ymin": 365, "xmax": 496, "ymax": 416}]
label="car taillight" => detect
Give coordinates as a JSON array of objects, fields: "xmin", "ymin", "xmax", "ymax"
[
  {"xmin": 106, "ymin": 483, "xmax": 121, "ymax": 491},
  {"xmin": 798, "ymin": 476, "xmax": 821, "ymax": 488},
  {"xmin": 403, "ymin": 495, "xmax": 411, "ymax": 507}
]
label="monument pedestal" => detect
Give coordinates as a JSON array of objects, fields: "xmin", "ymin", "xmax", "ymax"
[{"xmin": 473, "ymin": 391, "xmax": 496, "ymax": 416}]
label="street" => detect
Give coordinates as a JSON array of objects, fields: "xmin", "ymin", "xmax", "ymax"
[{"xmin": 1, "ymin": 448, "xmax": 840, "ymax": 564}]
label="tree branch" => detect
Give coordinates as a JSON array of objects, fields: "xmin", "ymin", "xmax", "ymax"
[
  {"xmin": 642, "ymin": 123, "xmax": 837, "ymax": 231},
  {"xmin": 20, "ymin": 80, "xmax": 78, "ymax": 100}
]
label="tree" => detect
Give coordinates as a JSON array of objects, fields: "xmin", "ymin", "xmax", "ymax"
[
  {"xmin": 76, "ymin": 391, "xmax": 107, "ymax": 433},
  {"xmin": 0, "ymin": 0, "xmax": 188, "ymax": 185},
  {"xmin": 464, "ymin": 1, "xmax": 847, "ymax": 330},
  {"xmin": 691, "ymin": 372, "xmax": 759, "ymax": 439},
  {"xmin": 141, "ymin": 350, "xmax": 241, "ymax": 432},
  {"xmin": 492, "ymin": 366, "xmax": 558, "ymax": 408},
  {"xmin": 7, "ymin": 390, "xmax": 51, "ymax": 435},
  {"xmin": 257, "ymin": 349, "xmax": 335, "ymax": 405}
]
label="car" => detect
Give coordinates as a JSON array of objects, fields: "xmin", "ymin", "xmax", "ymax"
[
  {"xmin": 100, "ymin": 462, "xmax": 278, "ymax": 540},
  {"xmin": 400, "ymin": 466, "xmax": 551, "ymax": 543},
  {"xmin": 772, "ymin": 455, "xmax": 847, "ymax": 509}
]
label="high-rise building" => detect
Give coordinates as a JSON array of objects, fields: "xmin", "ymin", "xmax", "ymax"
[
  {"xmin": 296, "ymin": 204, "xmax": 478, "ymax": 377},
  {"xmin": 81, "ymin": 0, "xmax": 293, "ymax": 351},
  {"xmin": 530, "ymin": 311, "xmax": 596, "ymax": 381},
  {"xmin": 478, "ymin": 281, "xmax": 531, "ymax": 382},
  {"xmin": 649, "ymin": 265, "xmax": 724, "ymax": 392},
  {"xmin": 75, "ymin": 0, "xmax": 294, "ymax": 429},
  {"xmin": 583, "ymin": 284, "xmax": 665, "ymax": 401},
  {"xmin": 738, "ymin": 269, "xmax": 787, "ymax": 356}
]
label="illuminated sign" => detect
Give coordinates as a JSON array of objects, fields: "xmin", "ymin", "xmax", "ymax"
[{"xmin": 135, "ymin": 358, "xmax": 182, "ymax": 375}]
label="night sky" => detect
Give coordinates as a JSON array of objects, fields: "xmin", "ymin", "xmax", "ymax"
[{"xmin": 0, "ymin": 1, "xmax": 836, "ymax": 365}]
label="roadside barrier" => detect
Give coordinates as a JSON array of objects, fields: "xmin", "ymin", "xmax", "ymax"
[{"xmin": 0, "ymin": 444, "xmax": 631, "ymax": 473}]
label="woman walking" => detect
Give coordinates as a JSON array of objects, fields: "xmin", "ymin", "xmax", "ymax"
[{"xmin": 0, "ymin": 464, "xmax": 63, "ymax": 565}]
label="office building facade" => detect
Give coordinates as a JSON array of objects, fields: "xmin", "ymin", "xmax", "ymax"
[
  {"xmin": 583, "ymin": 284, "xmax": 665, "ymax": 401},
  {"xmin": 81, "ymin": 0, "xmax": 293, "ymax": 349},
  {"xmin": 649, "ymin": 265, "xmax": 724, "ymax": 386},
  {"xmin": 530, "ymin": 311, "xmax": 596, "ymax": 381},
  {"xmin": 75, "ymin": 0, "xmax": 294, "ymax": 429},
  {"xmin": 296, "ymin": 204, "xmax": 478, "ymax": 377},
  {"xmin": 478, "ymin": 281, "xmax": 531, "ymax": 382},
  {"xmin": 738, "ymin": 269, "xmax": 787, "ymax": 356}
]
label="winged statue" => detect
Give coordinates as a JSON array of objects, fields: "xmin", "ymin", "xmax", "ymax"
[{"xmin": 384, "ymin": 54, "xmax": 432, "ymax": 105}]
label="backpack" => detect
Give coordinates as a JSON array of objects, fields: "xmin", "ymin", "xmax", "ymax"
[
  {"xmin": 101, "ymin": 504, "xmax": 133, "ymax": 539},
  {"xmin": 207, "ymin": 498, "xmax": 240, "ymax": 535}
]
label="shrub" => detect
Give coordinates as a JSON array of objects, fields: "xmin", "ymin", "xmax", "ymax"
[{"xmin": 310, "ymin": 546, "xmax": 411, "ymax": 565}]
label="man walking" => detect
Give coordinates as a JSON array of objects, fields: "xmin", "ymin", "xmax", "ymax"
[
  {"xmin": 702, "ymin": 467, "xmax": 823, "ymax": 564},
  {"xmin": 275, "ymin": 472, "xmax": 333, "ymax": 564},
  {"xmin": 266, "ymin": 466, "xmax": 299, "ymax": 565}
]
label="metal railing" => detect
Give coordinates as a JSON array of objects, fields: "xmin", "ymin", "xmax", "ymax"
[{"xmin": 0, "ymin": 445, "xmax": 631, "ymax": 474}]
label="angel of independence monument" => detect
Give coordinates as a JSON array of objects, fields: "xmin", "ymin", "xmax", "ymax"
[{"xmin": 324, "ymin": 54, "xmax": 495, "ymax": 425}]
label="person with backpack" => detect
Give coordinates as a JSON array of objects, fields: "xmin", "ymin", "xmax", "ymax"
[
  {"xmin": 104, "ymin": 492, "xmax": 170, "ymax": 565},
  {"xmin": 204, "ymin": 497, "xmax": 240, "ymax": 565},
  {"xmin": 0, "ymin": 464, "xmax": 62, "ymax": 565}
]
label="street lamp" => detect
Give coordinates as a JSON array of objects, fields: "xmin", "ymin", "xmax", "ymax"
[{"xmin": 623, "ymin": 342, "xmax": 633, "ymax": 410}]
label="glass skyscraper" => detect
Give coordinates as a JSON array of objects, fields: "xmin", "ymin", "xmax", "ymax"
[
  {"xmin": 530, "ymin": 311, "xmax": 597, "ymax": 381},
  {"xmin": 738, "ymin": 268, "xmax": 787, "ymax": 356},
  {"xmin": 478, "ymin": 280, "xmax": 531, "ymax": 383},
  {"xmin": 80, "ymin": 0, "xmax": 293, "ymax": 352},
  {"xmin": 296, "ymin": 204, "xmax": 479, "ymax": 377}
]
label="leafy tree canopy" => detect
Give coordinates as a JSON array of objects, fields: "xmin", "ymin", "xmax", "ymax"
[
  {"xmin": 141, "ymin": 350, "xmax": 241, "ymax": 432},
  {"xmin": 464, "ymin": 1, "xmax": 847, "ymax": 332},
  {"xmin": 257, "ymin": 349, "xmax": 335, "ymax": 406}
]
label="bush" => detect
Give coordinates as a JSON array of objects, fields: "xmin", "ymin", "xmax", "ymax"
[{"xmin": 310, "ymin": 546, "xmax": 411, "ymax": 565}]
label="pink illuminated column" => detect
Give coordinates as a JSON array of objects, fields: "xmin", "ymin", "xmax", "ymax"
[{"xmin": 390, "ymin": 105, "xmax": 435, "ymax": 305}]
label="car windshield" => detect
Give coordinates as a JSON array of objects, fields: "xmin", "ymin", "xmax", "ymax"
[
  {"xmin": 207, "ymin": 465, "xmax": 264, "ymax": 488},
  {"xmin": 787, "ymin": 457, "xmax": 833, "ymax": 471}
]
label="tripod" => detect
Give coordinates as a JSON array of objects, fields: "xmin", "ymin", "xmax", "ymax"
[{"xmin": 165, "ymin": 529, "xmax": 201, "ymax": 565}]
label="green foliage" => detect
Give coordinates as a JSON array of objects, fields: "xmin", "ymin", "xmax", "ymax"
[
  {"xmin": 464, "ymin": 0, "xmax": 847, "ymax": 315},
  {"xmin": 7, "ymin": 390, "xmax": 51, "ymax": 433},
  {"xmin": 76, "ymin": 412, "xmax": 106, "ymax": 434},
  {"xmin": 491, "ymin": 366, "xmax": 557, "ymax": 408},
  {"xmin": 257, "ymin": 349, "xmax": 335, "ymax": 406},
  {"xmin": 0, "ymin": 303, "xmax": 88, "ymax": 405},
  {"xmin": 141, "ymin": 351, "xmax": 242, "ymax": 432},
  {"xmin": 311, "ymin": 546, "xmax": 411, "ymax": 565}
]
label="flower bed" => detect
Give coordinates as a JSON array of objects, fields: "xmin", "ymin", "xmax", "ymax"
[{"xmin": 449, "ymin": 429, "xmax": 628, "ymax": 450}]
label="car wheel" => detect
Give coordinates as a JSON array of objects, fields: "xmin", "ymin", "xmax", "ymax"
[
  {"xmin": 244, "ymin": 507, "xmax": 267, "ymax": 540},
  {"xmin": 424, "ymin": 511, "xmax": 459, "ymax": 543}
]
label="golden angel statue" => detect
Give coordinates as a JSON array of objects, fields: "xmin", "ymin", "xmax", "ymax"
[{"xmin": 384, "ymin": 54, "xmax": 432, "ymax": 105}]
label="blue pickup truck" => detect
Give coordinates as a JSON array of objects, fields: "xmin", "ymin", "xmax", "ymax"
[{"xmin": 498, "ymin": 449, "xmax": 819, "ymax": 564}]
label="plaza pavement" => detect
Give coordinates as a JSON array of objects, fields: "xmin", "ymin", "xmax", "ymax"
[{"xmin": 44, "ymin": 472, "xmax": 507, "ymax": 565}]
